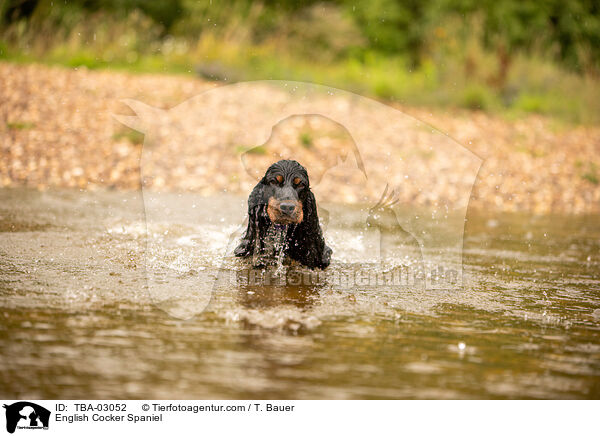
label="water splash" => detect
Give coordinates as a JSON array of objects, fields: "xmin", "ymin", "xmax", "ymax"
[
  {"xmin": 252, "ymin": 223, "xmax": 289, "ymax": 270},
  {"xmin": 273, "ymin": 225, "xmax": 290, "ymax": 276}
]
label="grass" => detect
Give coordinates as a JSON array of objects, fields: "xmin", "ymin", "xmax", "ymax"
[
  {"xmin": 1, "ymin": 11, "xmax": 599, "ymax": 126},
  {"xmin": 6, "ymin": 121, "xmax": 35, "ymax": 130},
  {"xmin": 582, "ymin": 172, "xmax": 599, "ymax": 185},
  {"xmin": 581, "ymin": 163, "xmax": 599, "ymax": 185},
  {"xmin": 516, "ymin": 145, "xmax": 546, "ymax": 158},
  {"xmin": 236, "ymin": 145, "xmax": 267, "ymax": 155},
  {"xmin": 460, "ymin": 84, "xmax": 495, "ymax": 111},
  {"xmin": 3, "ymin": 41, "xmax": 598, "ymax": 125},
  {"xmin": 299, "ymin": 132, "xmax": 313, "ymax": 149},
  {"xmin": 112, "ymin": 128, "xmax": 144, "ymax": 145}
]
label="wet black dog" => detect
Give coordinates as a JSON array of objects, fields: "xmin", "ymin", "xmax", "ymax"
[{"xmin": 235, "ymin": 160, "xmax": 332, "ymax": 269}]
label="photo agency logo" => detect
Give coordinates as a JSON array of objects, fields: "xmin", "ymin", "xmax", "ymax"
[
  {"xmin": 3, "ymin": 402, "xmax": 50, "ymax": 433},
  {"xmin": 113, "ymin": 81, "xmax": 481, "ymax": 319}
]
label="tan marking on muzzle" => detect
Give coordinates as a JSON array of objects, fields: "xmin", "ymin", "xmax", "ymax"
[{"xmin": 267, "ymin": 197, "xmax": 303, "ymax": 224}]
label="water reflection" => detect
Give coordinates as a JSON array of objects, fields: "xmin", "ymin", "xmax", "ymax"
[{"xmin": 235, "ymin": 267, "xmax": 322, "ymax": 310}]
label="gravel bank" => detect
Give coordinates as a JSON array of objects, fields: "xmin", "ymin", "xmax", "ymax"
[{"xmin": 1, "ymin": 62, "xmax": 599, "ymax": 214}]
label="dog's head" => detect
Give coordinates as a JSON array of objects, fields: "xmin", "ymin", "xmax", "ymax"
[{"xmin": 260, "ymin": 160, "xmax": 309, "ymax": 225}]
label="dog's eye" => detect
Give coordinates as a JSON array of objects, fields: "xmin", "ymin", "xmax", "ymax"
[
  {"xmin": 293, "ymin": 177, "xmax": 304, "ymax": 187},
  {"xmin": 271, "ymin": 175, "xmax": 283, "ymax": 185}
]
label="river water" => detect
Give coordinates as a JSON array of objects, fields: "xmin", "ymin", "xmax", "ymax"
[{"xmin": 1, "ymin": 188, "xmax": 599, "ymax": 399}]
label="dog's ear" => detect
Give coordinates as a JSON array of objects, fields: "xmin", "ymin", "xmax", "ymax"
[
  {"xmin": 235, "ymin": 211, "xmax": 258, "ymax": 258},
  {"xmin": 303, "ymin": 189, "xmax": 318, "ymax": 223},
  {"xmin": 247, "ymin": 181, "xmax": 267, "ymax": 211}
]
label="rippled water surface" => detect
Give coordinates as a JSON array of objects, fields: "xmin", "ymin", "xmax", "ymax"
[{"xmin": 1, "ymin": 188, "xmax": 599, "ymax": 399}]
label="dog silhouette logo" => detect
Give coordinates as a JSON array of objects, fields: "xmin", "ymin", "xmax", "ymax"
[{"xmin": 3, "ymin": 402, "xmax": 50, "ymax": 434}]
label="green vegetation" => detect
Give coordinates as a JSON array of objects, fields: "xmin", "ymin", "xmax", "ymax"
[
  {"xmin": 581, "ymin": 163, "xmax": 599, "ymax": 185},
  {"xmin": 1, "ymin": 0, "xmax": 599, "ymax": 124},
  {"xmin": 299, "ymin": 132, "xmax": 313, "ymax": 149},
  {"xmin": 6, "ymin": 121, "xmax": 35, "ymax": 130},
  {"xmin": 582, "ymin": 172, "xmax": 599, "ymax": 185},
  {"xmin": 112, "ymin": 127, "xmax": 144, "ymax": 145},
  {"xmin": 236, "ymin": 145, "xmax": 267, "ymax": 155}
]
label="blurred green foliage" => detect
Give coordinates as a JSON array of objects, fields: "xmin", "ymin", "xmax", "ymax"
[{"xmin": 1, "ymin": 0, "xmax": 599, "ymax": 123}]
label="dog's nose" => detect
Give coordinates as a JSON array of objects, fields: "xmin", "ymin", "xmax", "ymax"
[{"xmin": 279, "ymin": 202, "xmax": 296, "ymax": 215}]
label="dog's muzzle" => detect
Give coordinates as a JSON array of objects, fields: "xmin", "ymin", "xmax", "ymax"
[{"xmin": 267, "ymin": 197, "xmax": 304, "ymax": 224}]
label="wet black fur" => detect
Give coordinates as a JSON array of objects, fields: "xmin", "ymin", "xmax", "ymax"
[{"xmin": 235, "ymin": 160, "xmax": 332, "ymax": 269}]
